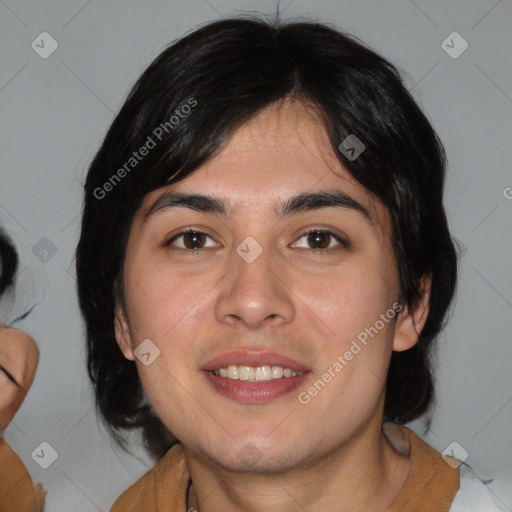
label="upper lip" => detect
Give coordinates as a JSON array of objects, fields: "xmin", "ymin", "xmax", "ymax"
[{"xmin": 200, "ymin": 350, "xmax": 311, "ymax": 373}]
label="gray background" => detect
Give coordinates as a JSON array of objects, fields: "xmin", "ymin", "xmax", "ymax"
[{"xmin": 1, "ymin": 0, "xmax": 511, "ymax": 510}]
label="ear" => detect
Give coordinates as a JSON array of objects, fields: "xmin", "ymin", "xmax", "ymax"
[
  {"xmin": 393, "ymin": 274, "xmax": 432, "ymax": 352},
  {"xmin": 114, "ymin": 302, "xmax": 135, "ymax": 361}
]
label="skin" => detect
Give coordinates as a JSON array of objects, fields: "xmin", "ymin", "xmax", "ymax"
[
  {"xmin": 0, "ymin": 326, "xmax": 46, "ymax": 506},
  {"xmin": 115, "ymin": 97, "xmax": 431, "ymax": 512},
  {"xmin": 0, "ymin": 327, "xmax": 39, "ymax": 432}
]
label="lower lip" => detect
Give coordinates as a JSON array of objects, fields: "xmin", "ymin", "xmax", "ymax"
[{"xmin": 202, "ymin": 371, "xmax": 309, "ymax": 404}]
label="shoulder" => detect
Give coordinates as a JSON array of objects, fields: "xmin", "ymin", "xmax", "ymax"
[
  {"xmin": 110, "ymin": 443, "xmax": 189, "ymax": 512},
  {"xmin": 0, "ymin": 438, "xmax": 45, "ymax": 511},
  {"xmin": 449, "ymin": 463, "xmax": 509, "ymax": 512}
]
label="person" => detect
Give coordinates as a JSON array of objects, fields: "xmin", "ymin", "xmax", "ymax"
[
  {"xmin": 75, "ymin": 15, "xmax": 505, "ymax": 511},
  {"xmin": 0, "ymin": 230, "xmax": 45, "ymax": 511}
]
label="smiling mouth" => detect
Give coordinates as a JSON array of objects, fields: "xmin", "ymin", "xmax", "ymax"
[
  {"xmin": 201, "ymin": 350, "xmax": 310, "ymax": 403},
  {"xmin": 208, "ymin": 365, "xmax": 303, "ymax": 381}
]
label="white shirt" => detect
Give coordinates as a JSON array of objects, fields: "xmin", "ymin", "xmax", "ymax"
[{"xmin": 449, "ymin": 463, "xmax": 510, "ymax": 511}]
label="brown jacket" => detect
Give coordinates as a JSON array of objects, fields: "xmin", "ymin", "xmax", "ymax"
[{"xmin": 0, "ymin": 438, "xmax": 45, "ymax": 512}]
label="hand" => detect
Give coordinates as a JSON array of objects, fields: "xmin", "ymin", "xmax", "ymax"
[{"xmin": 0, "ymin": 328, "xmax": 39, "ymax": 434}]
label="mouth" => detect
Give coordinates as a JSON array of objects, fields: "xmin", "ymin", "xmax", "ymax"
[
  {"xmin": 201, "ymin": 351, "xmax": 310, "ymax": 404},
  {"xmin": 208, "ymin": 365, "xmax": 303, "ymax": 381}
]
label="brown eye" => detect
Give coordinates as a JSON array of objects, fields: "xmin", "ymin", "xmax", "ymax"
[
  {"xmin": 307, "ymin": 231, "xmax": 330, "ymax": 249},
  {"xmin": 293, "ymin": 229, "xmax": 348, "ymax": 251},
  {"xmin": 166, "ymin": 230, "xmax": 217, "ymax": 251}
]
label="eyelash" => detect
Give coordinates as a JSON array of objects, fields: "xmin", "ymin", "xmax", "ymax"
[{"xmin": 164, "ymin": 228, "xmax": 349, "ymax": 254}]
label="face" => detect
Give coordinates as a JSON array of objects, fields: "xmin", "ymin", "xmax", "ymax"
[
  {"xmin": 0, "ymin": 328, "xmax": 39, "ymax": 431},
  {"xmin": 115, "ymin": 98, "xmax": 428, "ymax": 472}
]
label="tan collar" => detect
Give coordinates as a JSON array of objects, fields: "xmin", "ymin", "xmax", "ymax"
[
  {"xmin": 111, "ymin": 423, "xmax": 460, "ymax": 512},
  {"xmin": 383, "ymin": 423, "xmax": 460, "ymax": 511}
]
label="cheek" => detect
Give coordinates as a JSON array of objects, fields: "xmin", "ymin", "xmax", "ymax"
[
  {"xmin": 301, "ymin": 261, "xmax": 394, "ymax": 342},
  {"xmin": 296, "ymin": 258, "xmax": 398, "ymax": 406},
  {"xmin": 124, "ymin": 262, "xmax": 214, "ymax": 395},
  {"xmin": 125, "ymin": 262, "xmax": 208, "ymax": 341}
]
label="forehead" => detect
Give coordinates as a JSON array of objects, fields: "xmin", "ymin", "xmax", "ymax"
[{"xmin": 139, "ymin": 98, "xmax": 391, "ymax": 234}]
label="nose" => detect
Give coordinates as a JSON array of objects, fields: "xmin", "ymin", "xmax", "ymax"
[{"xmin": 214, "ymin": 240, "xmax": 295, "ymax": 331}]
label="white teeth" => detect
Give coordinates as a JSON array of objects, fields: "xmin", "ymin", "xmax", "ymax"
[
  {"xmin": 271, "ymin": 366, "xmax": 284, "ymax": 378},
  {"xmin": 254, "ymin": 366, "xmax": 272, "ymax": 381},
  {"xmin": 210, "ymin": 365, "xmax": 303, "ymax": 381},
  {"xmin": 227, "ymin": 365, "xmax": 239, "ymax": 379},
  {"xmin": 239, "ymin": 366, "xmax": 254, "ymax": 381}
]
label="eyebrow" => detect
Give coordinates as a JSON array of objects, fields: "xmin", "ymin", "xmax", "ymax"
[{"xmin": 144, "ymin": 189, "xmax": 373, "ymax": 225}]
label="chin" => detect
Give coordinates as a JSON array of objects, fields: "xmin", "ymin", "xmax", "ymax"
[{"xmin": 200, "ymin": 437, "xmax": 308, "ymax": 475}]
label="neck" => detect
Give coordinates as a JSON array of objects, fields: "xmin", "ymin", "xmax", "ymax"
[{"xmin": 184, "ymin": 419, "xmax": 411, "ymax": 512}]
